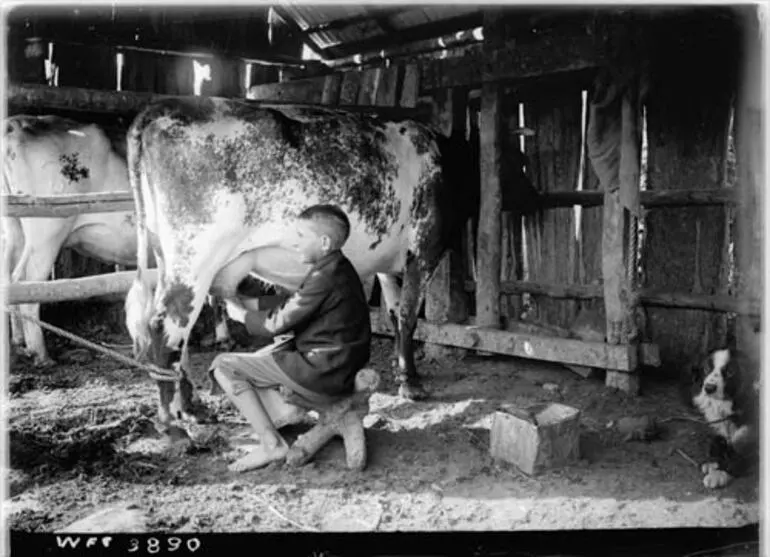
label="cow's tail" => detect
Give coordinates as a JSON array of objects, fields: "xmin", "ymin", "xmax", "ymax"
[{"xmin": 125, "ymin": 112, "xmax": 154, "ymax": 358}]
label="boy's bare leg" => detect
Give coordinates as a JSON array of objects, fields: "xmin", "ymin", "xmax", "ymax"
[{"xmin": 212, "ymin": 368, "xmax": 289, "ymax": 472}]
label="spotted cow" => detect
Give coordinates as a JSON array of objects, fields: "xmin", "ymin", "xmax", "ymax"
[{"xmin": 124, "ymin": 98, "xmax": 539, "ymax": 424}]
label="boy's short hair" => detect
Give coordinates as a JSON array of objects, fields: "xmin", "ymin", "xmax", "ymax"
[{"xmin": 297, "ymin": 204, "xmax": 351, "ymax": 249}]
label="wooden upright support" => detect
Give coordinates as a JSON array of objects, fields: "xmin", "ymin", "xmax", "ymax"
[
  {"xmin": 425, "ymin": 86, "xmax": 470, "ymax": 360},
  {"xmin": 734, "ymin": 9, "xmax": 763, "ymax": 370},
  {"xmin": 475, "ymin": 10, "xmax": 505, "ymax": 331}
]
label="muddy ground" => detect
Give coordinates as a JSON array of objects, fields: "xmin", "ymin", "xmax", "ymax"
[{"xmin": 4, "ymin": 319, "xmax": 760, "ymax": 534}]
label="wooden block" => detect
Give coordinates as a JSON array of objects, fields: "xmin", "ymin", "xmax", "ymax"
[
  {"xmin": 321, "ymin": 73, "xmax": 342, "ymax": 105},
  {"xmin": 357, "ymin": 68, "xmax": 381, "ymax": 106},
  {"xmin": 566, "ymin": 365, "xmax": 599, "ymax": 380},
  {"xmin": 339, "ymin": 71, "xmax": 363, "ymax": 105},
  {"xmin": 375, "ymin": 66, "xmax": 400, "ymax": 107},
  {"xmin": 490, "ymin": 403, "xmax": 581, "ymax": 475},
  {"xmin": 399, "ymin": 64, "xmax": 419, "ymax": 107},
  {"xmin": 605, "ymin": 370, "xmax": 640, "ymax": 395}
]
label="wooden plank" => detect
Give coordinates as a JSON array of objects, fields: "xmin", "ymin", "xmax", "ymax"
[
  {"xmin": 461, "ymin": 279, "xmax": 760, "ymax": 316},
  {"xmin": 603, "ymin": 190, "xmax": 637, "ymax": 392},
  {"xmin": 9, "ymin": 83, "xmax": 427, "ymax": 120},
  {"xmin": 357, "ymin": 68, "xmax": 381, "ymax": 106},
  {"xmin": 3, "ymin": 193, "xmax": 134, "ymax": 218},
  {"xmin": 4, "ymin": 270, "xmax": 158, "ymax": 305},
  {"xmin": 321, "ymin": 73, "xmax": 342, "ymax": 105},
  {"xmin": 642, "ymin": 18, "xmax": 735, "ymax": 371},
  {"xmin": 339, "ymin": 70, "xmax": 363, "ymax": 105},
  {"xmin": 734, "ymin": 10, "xmax": 764, "ymax": 366},
  {"xmin": 422, "ymin": 32, "xmax": 602, "ymax": 92},
  {"xmin": 476, "ymin": 80, "xmax": 503, "ymax": 329},
  {"xmin": 399, "ymin": 64, "xmax": 419, "ymax": 108},
  {"xmin": 524, "ymin": 89, "xmax": 583, "ymax": 329},
  {"xmin": 424, "ymin": 86, "xmax": 469, "ymax": 360},
  {"xmin": 535, "ymin": 189, "xmax": 738, "ymax": 208},
  {"xmin": 374, "ymin": 66, "xmax": 400, "ymax": 107},
  {"xmin": 369, "ymin": 311, "xmax": 639, "ymax": 371}
]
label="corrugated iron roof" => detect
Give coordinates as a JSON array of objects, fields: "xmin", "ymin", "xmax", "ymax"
[{"xmin": 275, "ymin": 3, "xmax": 483, "ymax": 59}]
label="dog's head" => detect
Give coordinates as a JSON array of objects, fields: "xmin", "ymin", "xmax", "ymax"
[{"xmin": 691, "ymin": 348, "xmax": 741, "ymax": 402}]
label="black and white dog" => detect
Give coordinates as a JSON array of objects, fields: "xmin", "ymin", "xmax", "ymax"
[{"xmin": 690, "ymin": 348, "xmax": 759, "ymax": 488}]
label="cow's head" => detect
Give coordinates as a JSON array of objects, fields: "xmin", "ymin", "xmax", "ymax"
[{"xmin": 125, "ymin": 272, "xmax": 205, "ymax": 427}]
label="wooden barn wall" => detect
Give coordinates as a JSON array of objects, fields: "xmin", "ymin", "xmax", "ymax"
[
  {"xmin": 578, "ymin": 120, "xmax": 605, "ymax": 318},
  {"xmin": 641, "ymin": 14, "xmax": 738, "ymax": 370},
  {"xmin": 522, "ymin": 87, "xmax": 584, "ymax": 329}
]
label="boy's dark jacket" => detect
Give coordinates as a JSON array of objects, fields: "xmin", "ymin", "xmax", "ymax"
[{"xmin": 244, "ymin": 250, "xmax": 371, "ymax": 397}]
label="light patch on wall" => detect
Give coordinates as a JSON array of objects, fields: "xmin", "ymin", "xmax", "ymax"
[
  {"xmin": 244, "ymin": 62, "xmax": 253, "ymax": 91},
  {"xmin": 472, "ymin": 26, "xmax": 484, "ymax": 41},
  {"xmin": 301, "ymin": 44, "xmax": 321, "ymax": 61},
  {"xmin": 44, "ymin": 42, "xmax": 58, "ymax": 86},
  {"xmin": 116, "ymin": 52, "xmax": 124, "ymax": 91},
  {"xmin": 193, "ymin": 60, "xmax": 212, "ymax": 96}
]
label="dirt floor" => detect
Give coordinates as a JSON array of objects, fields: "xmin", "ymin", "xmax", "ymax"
[{"xmin": 4, "ymin": 323, "xmax": 760, "ymax": 533}]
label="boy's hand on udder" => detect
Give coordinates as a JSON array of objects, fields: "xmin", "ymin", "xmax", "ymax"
[{"xmin": 225, "ymin": 299, "xmax": 248, "ymax": 323}]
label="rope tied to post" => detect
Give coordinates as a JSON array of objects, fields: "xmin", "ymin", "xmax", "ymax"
[{"xmin": 4, "ymin": 306, "xmax": 183, "ymax": 382}]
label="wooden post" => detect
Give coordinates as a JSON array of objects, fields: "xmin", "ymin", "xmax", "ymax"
[
  {"xmin": 475, "ymin": 10, "xmax": 505, "ymax": 331},
  {"xmin": 425, "ymin": 86, "xmax": 470, "ymax": 360},
  {"xmin": 734, "ymin": 9, "xmax": 763, "ymax": 371},
  {"xmin": 602, "ymin": 192, "xmax": 639, "ymax": 393}
]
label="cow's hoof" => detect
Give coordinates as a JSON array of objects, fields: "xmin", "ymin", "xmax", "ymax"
[
  {"xmin": 398, "ymin": 382, "xmax": 429, "ymax": 401},
  {"xmin": 33, "ymin": 356, "xmax": 56, "ymax": 369}
]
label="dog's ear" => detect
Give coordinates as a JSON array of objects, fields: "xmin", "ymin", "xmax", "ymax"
[{"xmin": 681, "ymin": 354, "xmax": 707, "ymax": 406}]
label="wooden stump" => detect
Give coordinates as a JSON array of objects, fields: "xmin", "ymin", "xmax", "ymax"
[
  {"xmin": 490, "ymin": 402, "xmax": 581, "ymax": 475},
  {"xmin": 282, "ymin": 368, "xmax": 380, "ymax": 471}
]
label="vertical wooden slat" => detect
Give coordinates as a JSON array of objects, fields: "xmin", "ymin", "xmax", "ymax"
[
  {"xmin": 476, "ymin": 81, "xmax": 503, "ymax": 329},
  {"xmin": 642, "ymin": 15, "xmax": 736, "ymax": 371},
  {"xmin": 734, "ymin": 8, "xmax": 763, "ymax": 371},
  {"xmin": 357, "ymin": 67, "xmax": 381, "ymax": 106},
  {"xmin": 375, "ymin": 66, "xmax": 400, "ymax": 106},
  {"xmin": 523, "ymin": 89, "xmax": 583, "ymax": 329},
  {"xmin": 321, "ymin": 73, "xmax": 342, "ymax": 105},
  {"xmin": 339, "ymin": 70, "xmax": 363, "ymax": 105},
  {"xmin": 425, "ymin": 87, "xmax": 470, "ymax": 360},
  {"xmin": 399, "ymin": 64, "xmax": 419, "ymax": 108}
]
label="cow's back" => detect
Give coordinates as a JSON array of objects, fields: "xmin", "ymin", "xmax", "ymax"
[
  {"xmin": 4, "ymin": 115, "xmax": 129, "ymax": 197},
  {"xmin": 130, "ymin": 98, "xmax": 446, "ymax": 278}
]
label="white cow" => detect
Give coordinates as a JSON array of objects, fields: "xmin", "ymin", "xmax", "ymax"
[{"xmin": 2, "ymin": 115, "xmax": 142, "ymax": 366}]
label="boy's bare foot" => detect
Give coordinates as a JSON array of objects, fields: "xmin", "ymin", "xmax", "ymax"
[{"xmin": 229, "ymin": 438, "xmax": 289, "ymax": 472}]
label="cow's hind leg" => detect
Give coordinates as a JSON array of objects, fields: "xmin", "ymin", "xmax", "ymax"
[
  {"xmin": 378, "ymin": 259, "xmax": 429, "ymax": 401},
  {"xmin": 15, "ymin": 241, "xmax": 61, "ymax": 368}
]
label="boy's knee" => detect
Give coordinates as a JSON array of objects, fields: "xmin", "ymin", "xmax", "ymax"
[{"xmin": 211, "ymin": 353, "xmax": 237, "ymax": 370}]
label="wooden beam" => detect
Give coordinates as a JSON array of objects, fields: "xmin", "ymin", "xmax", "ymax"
[
  {"xmin": 2, "ymin": 193, "xmax": 134, "ymax": 218},
  {"xmin": 324, "ymin": 13, "xmax": 484, "ymax": 60},
  {"xmin": 460, "ymin": 279, "xmax": 761, "ymax": 316},
  {"xmin": 420, "ymin": 31, "xmax": 603, "ymax": 91},
  {"xmin": 4, "ymin": 270, "xmax": 157, "ymax": 305},
  {"xmin": 537, "ymin": 188, "xmax": 739, "ymax": 208},
  {"xmin": 9, "ymin": 83, "xmax": 428, "ymax": 120},
  {"xmin": 370, "ymin": 311, "xmax": 640, "ymax": 371},
  {"xmin": 301, "ymin": 8, "xmax": 408, "ymax": 36}
]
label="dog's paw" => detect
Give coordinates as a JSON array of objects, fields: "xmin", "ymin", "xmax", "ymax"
[
  {"xmin": 703, "ymin": 467, "xmax": 732, "ymax": 489},
  {"xmin": 701, "ymin": 462, "xmax": 719, "ymax": 475}
]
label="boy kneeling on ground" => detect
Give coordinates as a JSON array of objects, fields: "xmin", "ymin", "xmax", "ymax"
[{"xmin": 209, "ymin": 204, "xmax": 372, "ymax": 472}]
